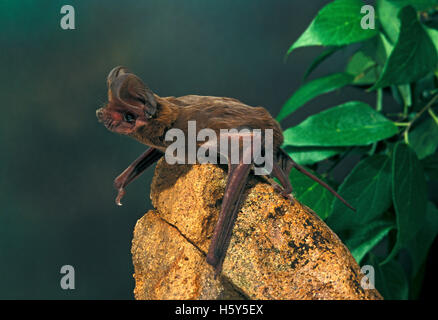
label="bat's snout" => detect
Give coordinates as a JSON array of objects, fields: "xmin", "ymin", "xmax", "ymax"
[{"xmin": 96, "ymin": 108, "xmax": 104, "ymax": 122}]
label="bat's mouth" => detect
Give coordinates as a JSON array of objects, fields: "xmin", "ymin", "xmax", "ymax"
[
  {"xmin": 103, "ymin": 119, "xmax": 116, "ymax": 131},
  {"xmin": 96, "ymin": 108, "xmax": 117, "ymax": 130},
  {"xmin": 96, "ymin": 107, "xmax": 138, "ymax": 135}
]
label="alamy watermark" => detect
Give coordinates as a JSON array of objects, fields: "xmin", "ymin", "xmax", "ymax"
[
  {"xmin": 361, "ymin": 5, "xmax": 375, "ymax": 30},
  {"xmin": 59, "ymin": 4, "xmax": 375, "ymax": 31},
  {"xmin": 60, "ymin": 5, "xmax": 75, "ymax": 30},
  {"xmin": 360, "ymin": 264, "xmax": 375, "ymax": 290},
  {"xmin": 164, "ymin": 121, "xmax": 274, "ymax": 175},
  {"xmin": 60, "ymin": 265, "xmax": 75, "ymax": 290}
]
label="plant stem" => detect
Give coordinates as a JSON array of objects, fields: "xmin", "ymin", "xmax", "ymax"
[
  {"xmin": 369, "ymin": 88, "xmax": 383, "ymax": 155},
  {"xmin": 403, "ymin": 93, "xmax": 438, "ymax": 144},
  {"xmin": 376, "ymin": 88, "xmax": 383, "ymax": 112},
  {"xmin": 428, "ymin": 108, "xmax": 438, "ymax": 125},
  {"xmin": 403, "ymin": 95, "xmax": 409, "ymax": 117},
  {"xmin": 394, "ymin": 122, "xmax": 410, "ymax": 126}
]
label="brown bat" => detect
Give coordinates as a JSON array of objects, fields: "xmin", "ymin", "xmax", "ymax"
[{"xmin": 96, "ymin": 66, "xmax": 355, "ymax": 274}]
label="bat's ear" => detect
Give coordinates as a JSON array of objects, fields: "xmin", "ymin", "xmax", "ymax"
[
  {"xmin": 107, "ymin": 66, "xmax": 130, "ymax": 87},
  {"xmin": 107, "ymin": 66, "xmax": 157, "ymax": 119}
]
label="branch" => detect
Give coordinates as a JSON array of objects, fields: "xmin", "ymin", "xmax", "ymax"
[{"xmin": 403, "ymin": 93, "xmax": 438, "ymax": 144}]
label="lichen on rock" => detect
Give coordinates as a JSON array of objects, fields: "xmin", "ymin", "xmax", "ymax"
[{"xmin": 131, "ymin": 159, "xmax": 382, "ymax": 300}]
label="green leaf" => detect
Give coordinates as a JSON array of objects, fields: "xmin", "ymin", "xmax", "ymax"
[
  {"xmin": 377, "ymin": 0, "xmax": 402, "ymax": 44},
  {"xmin": 289, "ymin": 167, "xmax": 334, "ymax": 219},
  {"xmin": 326, "ymin": 155, "xmax": 395, "ymax": 262},
  {"xmin": 303, "ymin": 47, "xmax": 341, "ymax": 80},
  {"xmin": 384, "ymin": 142, "xmax": 428, "ymax": 263},
  {"xmin": 372, "ymin": 6, "xmax": 438, "ymax": 89},
  {"xmin": 328, "ymin": 155, "xmax": 393, "ymax": 228},
  {"xmin": 346, "ymin": 219, "xmax": 395, "ymax": 264},
  {"xmin": 426, "ymin": 27, "xmax": 438, "ymax": 70},
  {"xmin": 373, "ymin": 33, "xmax": 395, "ymax": 65},
  {"xmin": 397, "ymin": 84, "xmax": 412, "ymax": 108},
  {"xmin": 287, "ymin": 0, "xmax": 378, "ymax": 55},
  {"xmin": 367, "ymin": 254, "xmax": 409, "ymax": 300},
  {"xmin": 413, "ymin": 73, "xmax": 437, "ymax": 112},
  {"xmin": 282, "ymin": 146, "xmax": 344, "ymax": 166},
  {"xmin": 421, "ymin": 151, "xmax": 438, "ymax": 180},
  {"xmin": 391, "ymin": 86, "xmax": 404, "ymax": 106},
  {"xmin": 409, "ymin": 116, "xmax": 438, "ymax": 159},
  {"xmin": 288, "ymin": 19, "xmax": 322, "ymax": 55},
  {"xmin": 277, "ymin": 73, "xmax": 353, "ymax": 122},
  {"xmin": 426, "ymin": 26, "xmax": 438, "ymax": 51},
  {"xmin": 386, "ymin": 0, "xmax": 438, "ymax": 10},
  {"xmin": 406, "ymin": 202, "xmax": 438, "ymax": 277},
  {"xmin": 346, "ymin": 33, "xmax": 393, "ymax": 85},
  {"xmin": 354, "ymin": 33, "xmax": 393, "ymax": 68},
  {"xmin": 283, "ymin": 101, "xmax": 398, "ymax": 147},
  {"xmin": 391, "ymin": 84, "xmax": 412, "ymax": 109},
  {"xmin": 377, "ymin": 0, "xmax": 438, "ymax": 44},
  {"xmin": 345, "ymin": 50, "xmax": 379, "ymax": 85}
]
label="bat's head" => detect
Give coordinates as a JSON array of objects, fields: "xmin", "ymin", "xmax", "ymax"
[{"xmin": 96, "ymin": 66, "xmax": 157, "ymax": 135}]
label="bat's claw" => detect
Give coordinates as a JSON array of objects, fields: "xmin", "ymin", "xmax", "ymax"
[
  {"xmin": 212, "ymin": 264, "xmax": 222, "ymax": 280},
  {"xmin": 273, "ymin": 185, "xmax": 295, "ymax": 204},
  {"xmin": 272, "ymin": 183, "xmax": 293, "ymax": 200},
  {"xmin": 273, "ymin": 185, "xmax": 290, "ymax": 198},
  {"xmin": 273, "ymin": 184, "xmax": 283, "ymax": 194},
  {"xmin": 115, "ymin": 188, "xmax": 126, "ymax": 206},
  {"xmin": 284, "ymin": 193, "xmax": 295, "ymax": 205},
  {"xmin": 280, "ymin": 189, "xmax": 291, "ymax": 198},
  {"xmin": 114, "ymin": 175, "xmax": 127, "ymax": 206}
]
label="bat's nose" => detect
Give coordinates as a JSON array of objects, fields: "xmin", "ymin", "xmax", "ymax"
[{"xmin": 96, "ymin": 108, "xmax": 104, "ymax": 122}]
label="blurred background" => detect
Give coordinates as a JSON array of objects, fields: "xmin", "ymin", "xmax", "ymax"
[{"xmin": 0, "ymin": 0, "xmax": 435, "ymax": 299}]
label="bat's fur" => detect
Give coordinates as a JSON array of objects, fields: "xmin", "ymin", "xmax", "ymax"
[
  {"xmin": 96, "ymin": 66, "xmax": 354, "ymax": 274},
  {"xmin": 131, "ymin": 95, "xmax": 284, "ymax": 154}
]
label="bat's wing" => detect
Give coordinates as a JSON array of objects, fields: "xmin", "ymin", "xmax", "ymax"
[
  {"xmin": 274, "ymin": 149, "xmax": 356, "ymax": 211},
  {"xmin": 206, "ymin": 130, "xmax": 261, "ymax": 274},
  {"xmin": 206, "ymin": 161, "xmax": 252, "ymax": 274},
  {"xmin": 113, "ymin": 147, "xmax": 163, "ymax": 206},
  {"xmin": 271, "ymin": 157, "xmax": 294, "ymax": 198}
]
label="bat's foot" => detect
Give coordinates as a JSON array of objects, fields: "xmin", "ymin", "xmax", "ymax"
[
  {"xmin": 207, "ymin": 253, "xmax": 223, "ymax": 279},
  {"xmin": 114, "ymin": 174, "xmax": 128, "ymax": 206},
  {"xmin": 115, "ymin": 188, "xmax": 126, "ymax": 206},
  {"xmin": 286, "ymin": 194, "xmax": 295, "ymax": 205},
  {"xmin": 111, "ymin": 148, "xmax": 163, "ymax": 207},
  {"xmin": 272, "ymin": 183, "xmax": 283, "ymax": 195},
  {"xmin": 274, "ymin": 186, "xmax": 295, "ymax": 205},
  {"xmin": 280, "ymin": 189, "xmax": 291, "ymax": 198},
  {"xmin": 273, "ymin": 184, "xmax": 292, "ymax": 199},
  {"xmin": 212, "ymin": 264, "xmax": 222, "ymax": 280}
]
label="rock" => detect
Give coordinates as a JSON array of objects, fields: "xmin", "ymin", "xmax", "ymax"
[
  {"xmin": 132, "ymin": 210, "xmax": 245, "ymax": 299},
  {"xmin": 131, "ymin": 159, "xmax": 383, "ymax": 300}
]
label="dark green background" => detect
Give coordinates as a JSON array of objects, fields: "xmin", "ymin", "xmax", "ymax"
[{"xmin": 1, "ymin": 0, "xmax": 432, "ymax": 299}]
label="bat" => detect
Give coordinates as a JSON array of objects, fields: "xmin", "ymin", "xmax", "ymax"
[{"xmin": 96, "ymin": 66, "xmax": 355, "ymax": 275}]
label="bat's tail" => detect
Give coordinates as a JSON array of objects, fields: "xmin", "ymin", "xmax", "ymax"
[{"xmin": 278, "ymin": 149, "xmax": 356, "ymax": 212}]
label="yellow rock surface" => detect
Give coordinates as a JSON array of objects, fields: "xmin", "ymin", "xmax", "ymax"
[{"xmin": 132, "ymin": 159, "xmax": 382, "ymax": 300}]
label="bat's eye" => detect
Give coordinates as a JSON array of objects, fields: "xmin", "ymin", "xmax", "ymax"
[{"xmin": 123, "ymin": 112, "xmax": 136, "ymax": 124}]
